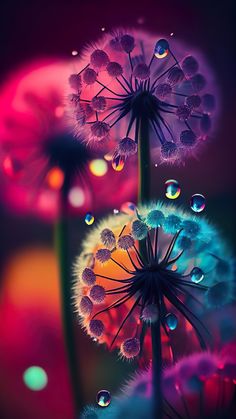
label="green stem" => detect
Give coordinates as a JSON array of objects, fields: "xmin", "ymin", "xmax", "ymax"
[
  {"xmin": 54, "ymin": 192, "xmax": 84, "ymax": 418},
  {"xmin": 138, "ymin": 116, "xmax": 163, "ymax": 418}
]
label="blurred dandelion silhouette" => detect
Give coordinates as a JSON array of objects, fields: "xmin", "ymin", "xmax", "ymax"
[
  {"xmin": 82, "ymin": 344, "xmax": 236, "ymax": 418},
  {"xmin": 67, "ymin": 29, "xmax": 218, "ymax": 168},
  {"xmin": 74, "ymin": 202, "xmax": 234, "ymax": 360},
  {"xmin": 0, "ymin": 59, "xmax": 137, "ymax": 220}
]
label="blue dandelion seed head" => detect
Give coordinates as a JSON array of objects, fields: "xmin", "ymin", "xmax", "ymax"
[
  {"xmin": 131, "ymin": 219, "xmax": 148, "ymax": 240},
  {"xmin": 164, "ymin": 214, "xmax": 182, "ymax": 234},
  {"xmin": 146, "ymin": 209, "xmax": 165, "ymax": 228}
]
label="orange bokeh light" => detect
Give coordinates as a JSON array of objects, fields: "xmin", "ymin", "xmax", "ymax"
[{"xmin": 46, "ymin": 167, "xmax": 64, "ymax": 190}]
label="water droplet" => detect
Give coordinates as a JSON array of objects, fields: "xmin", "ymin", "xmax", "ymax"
[
  {"xmin": 89, "ymin": 159, "xmax": 108, "ymax": 177},
  {"xmin": 3, "ymin": 156, "xmax": 23, "ymax": 179},
  {"xmin": 120, "ymin": 201, "xmax": 136, "ymax": 215},
  {"xmin": 101, "ymin": 27, "xmax": 106, "ymax": 32},
  {"xmin": 112, "ymin": 155, "xmax": 125, "ymax": 171},
  {"xmin": 165, "ymin": 313, "xmax": 178, "ymax": 330},
  {"xmin": 154, "ymin": 39, "xmax": 169, "ymax": 59},
  {"xmin": 190, "ymin": 194, "xmax": 206, "ymax": 212},
  {"xmin": 71, "ymin": 50, "xmax": 78, "ymax": 56},
  {"xmin": 85, "ymin": 213, "xmax": 95, "ymax": 225},
  {"xmin": 96, "ymin": 390, "xmax": 111, "ymax": 407},
  {"xmin": 190, "ymin": 267, "xmax": 204, "ymax": 283},
  {"xmin": 165, "ymin": 179, "xmax": 181, "ymax": 199}
]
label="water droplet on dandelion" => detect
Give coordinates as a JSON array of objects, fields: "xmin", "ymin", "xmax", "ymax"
[
  {"xmin": 112, "ymin": 155, "xmax": 125, "ymax": 171},
  {"xmin": 96, "ymin": 390, "xmax": 111, "ymax": 407},
  {"xmin": 120, "ymin": 201, "xmax": 136, "ymax": 215},
  {"xmin": 154, "ymin": 39, "xmax": 169, "ymax": 59},
  {"xmin": 190, "ymin": 194, "xmax": 206, "ymax": 212},
  {"xmin": 165, "ymin": 179, "xmax": 181, "ymax": 199},
  {"xmin": 165, "ymin": 313, "xmax": 178, "ymax": 330},
  {"xmin": 190, "ymin": 267, "xmax": 204, "ymax": 283},
  {"xmin": 85, "ymin": 213, "xmax": 95, "ymax": 225}
]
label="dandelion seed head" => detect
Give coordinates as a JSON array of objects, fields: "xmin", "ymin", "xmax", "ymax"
[
  {"xmin": 120, "ymin": 338, "xmax": 140, "ymax": 359},
  {"xmin": 155, "ymin": 82, "xmax": 172, "ymax": 100},
  {"xmin": 120, "ymin": 34, "xmax": 135, "ymax": 53},
  {"xmin": 96, "ymin": 248, "xmax": 111, "ymax": 263},
  {"xmin": 180, "ymin": 130, "xmax": 197, "ymax": 147},
  {"xmin": 68, "ymin": 73, "xmax": 82, "ymax": 91},
  {"xmin": 100, "ymin": 228, "xmax": 116, "ymax": 249},
  {"xmin": 106, "ymin": 61, "xmax": 123, "ymax": 78},
  {"xmin": 83, "ymin": 68, "xmax": 97, "ymax": 85},
  {"xmin": 81, "ymin": 267, "xmax": 96, "ymax": 285},
  {"xmin": 182, "ymin": 55, "xmax": 199, "ymax": 76},
  {"xmin": 67, "ymin": 29, "xmax": 218, "ymax": 165},
  {"xmin": 202, "ymin": 93, "xmax": 215, "ymax": 112},
  {"xmin": 117, "ymin": 137, "xmax": 137, "ymax": 157},
  {"xmin": 117, "ymin": 234, "xmax": 135, "ymax": 250},
  {"xmin": 186, "ymin": 94, "xmax": 201, "ymax": 109},
  {"xmin": 79, "ymin": 296, "xmax": 93, "ymax": 317},
  {"xmin": 133, "ymin": 63, "xmax": 150, "ymax": 80},
  {"xmin": 90, "ymin": 49, "xmax": 109, "ymax": 69},
  {"xmin": 90, "ymin": 285, "xmax": 106, "ymax": 303},
  {"xmin": 74, "ymin": 202, "xmax": 234, "ymax": 355},
  {"xmin": 89, "ymin": 319, "xmax": 105, "ymax": 337}
]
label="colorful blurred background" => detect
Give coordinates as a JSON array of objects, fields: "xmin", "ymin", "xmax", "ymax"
[{"xmin": 0, "ymin": 0, "xmax": 235, "ymax": 418}]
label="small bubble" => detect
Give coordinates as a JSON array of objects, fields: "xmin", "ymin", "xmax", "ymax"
[
  {"xmin": 165, "ymin": 313, "xmax": 178, "ymax": 330},
  {"xmin": 101, "ymin": 27, "xmax": 106, "ymax": 32},
  {"xmin": 120, "ymin": 201, "xmax": 136, "ymax": 215},
  {"xmin": 71, "ymin": 50, "xmax": 78, "ymax": 56},
  {"xmin": 85, "ymin": 213, "xmax": 95, "ymax": 225},
  {"xmin": 190, "ymin": 194, "xmax": 206, "ymax": 212},
  {"xmin": 96, "ymin": 390, "xmax": 111, "ymax": 407},
  {"xmin": 190, "ymin": 267, "xmax": 204, "ymax": 283},
  {"xmin": 155, "ymin": 163, "xmax": 158, "ymax": 167},
  {"xmin": 165, "ymin": 179, "xmax": 181, "ymax": 199},
  {"xmin": 154, "ymin": 39, "xmax": 169, "ymax": 59},
  {"xmin": 112, "ymin": 155, "xmax": 125, "ymax": 171},
  {"xmin": 170, "ymin": 32, "xmax": 174, "ymax": 37}
]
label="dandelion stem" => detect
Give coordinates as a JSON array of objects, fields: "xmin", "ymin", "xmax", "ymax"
[
  {"xmin": 138, "ymin": 116, "xmax": 151, "ymax": 204},
  {"xmin": 151, "ymin": 311, "xmax": 163, "ymax": 418},
  {"xmin": 54, "ymin": 185, "xmax": 84, "ymax": 418}
]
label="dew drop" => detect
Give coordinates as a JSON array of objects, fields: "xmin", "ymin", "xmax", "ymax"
[
  {"xmin": 112, "ymin": 155, "xmax": 125, "ymax": 171},
  {"xmin": 190, "ymin": 267, "xmax": 204, "ymax": 283},
  {"xmin": 190, "ymin": 194, "xmax": 206, "ymax": 212},
  {"xmin": 120, "ymin": 201, "xmax": 136, "ymax": 215},
  {"xmin": 96, "ymin": 390, "xmax": 111, "ymax": 407},
  {"xmin": 165, "ymin": 313, "xmax": 178, "ymax": 330},
  {"xmin": 165, "ymin": 179, "xmax": 181, "ymax": 199},
  {"xmin": 154, "ymin": 39, "xmax": 169, "ymax": 59},
  {"xmin": 85, "ymin": 212, "xmax": 95, "ymax": 225}
]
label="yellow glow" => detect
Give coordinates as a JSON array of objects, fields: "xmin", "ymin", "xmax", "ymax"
[{"xmin": 89, "ymin": 159, "xmax": 108, "ymax": 177}]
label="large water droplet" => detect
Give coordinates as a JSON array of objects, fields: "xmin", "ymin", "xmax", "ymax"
[
  {"xmin": 96, "ymin": 390, "xmax": 111, "ymax": 407},
  {"xmin": 165, "ymin": 313, "xmax": 178, "ymax": 330},
  {"xmin": 85, "ymin": 212, "xmax": 95, "ymax": 225},
  {"xmin": 190, "ymin": 194, "xmax": 206, "ymax": 212},
  {"xmin": 154, "ymin": 39, "xmax": 169, "ymax": 59},
  {"xmin": 112, "ymin": 155, "xmax": 125, "ymax": 171},
  {"xmin": 120, "ymin": 201, "xmax": 136, "ymax": 215},
  {"xmin": 190, "ymin": 267, "xmax": 204, "ymax": 283},
  {"xmin": 165, "ymin": 179, "xmax": 181, "ymax": 199}
]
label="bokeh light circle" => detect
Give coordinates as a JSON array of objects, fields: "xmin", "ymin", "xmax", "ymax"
[{"xmin": 23, "ymin": 366, "xmax": 48, "ymax": 391}]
